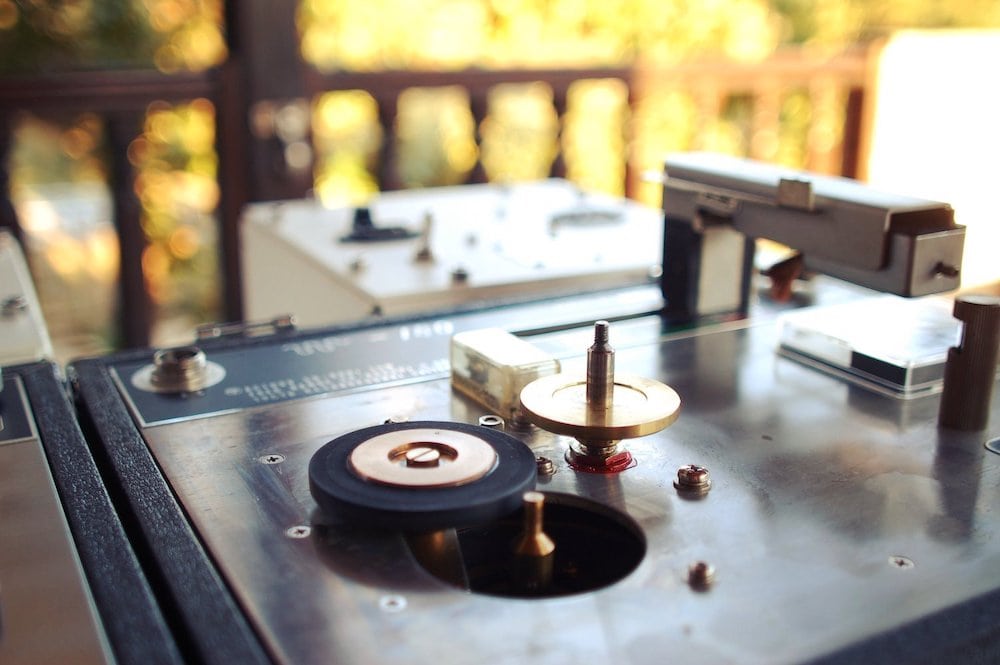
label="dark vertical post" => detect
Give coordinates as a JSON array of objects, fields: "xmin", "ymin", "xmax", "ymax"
[
  {"xmin": 106, "ymin": 111, "xmax": 151, "ymax": 348},
  {"xmin": 0, "ymin": 112, "xmax": 23, "ymax": 245},
  {"xmin": 376, "ymin": 95, "xmax": 402, "ymax": 191},
  {"xmin": 840, "ymin": 87, "xmax": 864, "ymax": 179},
  {"xmin": 624, "ymin": 75, "xmax": 639, "ymax": 200},
  {"xmin": 214, "ymin": 1, "xmax": 250, "ymax": 322},
  {"xmin": 550, "ymin": 85, "xmax": 568, "ymax": 180},
  {"xmin": 221, "ymin": 0, "xmax": 311, "ymax": 321},
  {"xmin": 467, "ymin": 90, "xmax": 489, "ymax": 184},
  {"xmin": 214, "ymin": 60, "xmax": 248, "ymax": 323},
  {"xmin": 939, "ymin": 296, "xmax": 1000, "ymax": 431},
  {"xmin": 232, "ymin": 0, "xmax": 313, "ymax": 202}
]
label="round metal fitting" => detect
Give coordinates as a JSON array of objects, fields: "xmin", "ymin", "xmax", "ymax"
[
  {"xmin": 566, "ymin": 446, "xmax": 635, "ymax": 474},
  {"xmin": 478, "ymin": 414, "xmax": 505, "ymax": 430},
  {"xmin": 379, "ymin": 595, "xmax": 407, "ymax": 613},
  {"xmin": 151, "ymin": 346, "xmax": 218, "ymax": 392},
  {"xmin": 510, "ymin": 411, "xmax": 534, "ymax": 431},
  {"xmin": 285, "ymin": 525, "xmax": 312, "ymax": 539},
  {"xmin": 132, "ymin": 345, "xmax": 226, "ymax": 394},
  {"xmin": 349, "ymin": 256, "xmax": 367, "ymax": 273},
  {"xmin": 889, "ymin": 555, "xmax": 915, "ymax": 570},
  {"xmin": 1, "ymin": 295, "xmax": 27, "ymax": 317},
  {"xmin": 674, "ymin": 464, "xmax": 712, "ymax": 495},
  {"xmin": 688, "ymin": 561, "xmax": 716, "ymax": 590},
  {"xmin": 535, "ymin": 456, "xmax": 555, "ymax": 476}
]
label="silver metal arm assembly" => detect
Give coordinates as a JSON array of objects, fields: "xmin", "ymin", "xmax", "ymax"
[{"xmin": 660, "ymin": 153, "xmax": 965, "ymax": 320}]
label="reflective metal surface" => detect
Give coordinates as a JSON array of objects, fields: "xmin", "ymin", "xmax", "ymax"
[{"xmin": 129, "ymin": 310, "xmax": 1000, "ymax": 664}]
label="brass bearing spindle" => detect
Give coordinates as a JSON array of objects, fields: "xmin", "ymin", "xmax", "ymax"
[
  {"xmin": 579, "ymin": 321, "xmax": 621, "ymax": 464},
  {"xmin": 511, "ymin": 491, "xmax": 556, "ymax": 593},
  {"xmin": 519, "ymin": 320, "xmax": 681, "ymax": 473},
  {"xmin": 586, "ymin": 320, "xmax": 615, "ymax": 409}
]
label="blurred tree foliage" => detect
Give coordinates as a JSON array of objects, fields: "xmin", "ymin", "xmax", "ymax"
[
  {"xmin": 774, "ymin": 0, "xmax": 1000, "ymax": 46},
  {"xmin": 2, "ymin": 0, "xmax": 998, "ymax": 76},
  {"xmin": 298, "ymin": 0, "xmax": 1000, "ymax": 71},
  {"xmin": 2, "ymin": 0, "xmax": 999, "ymax": 353},
  {"xmin": 0, "ymin": 1, "xmax": 154, "ymax": 72},
  {"xmin": 0, "ymin": 0, "xmax": 225, "ymax": 74},
  {"xmin": 297, "ymin": 0, "xmax": 1000, "ymax": 198}
]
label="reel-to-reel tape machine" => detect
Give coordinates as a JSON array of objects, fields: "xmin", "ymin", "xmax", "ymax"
[
  {"xmin": 65, "ymin": 279, "xmax": 1000, "ymax": 665},
  {"xmin": 5, "ymin": 157, "xmax": 1000, "ymax": 664}
]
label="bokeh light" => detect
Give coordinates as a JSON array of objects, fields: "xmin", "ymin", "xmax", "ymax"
[{"xmin": 5, "ymin": 1, "xmax": 1000, "ymax": 359}]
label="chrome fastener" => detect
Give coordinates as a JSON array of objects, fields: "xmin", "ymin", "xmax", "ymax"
[
  {"xmin": 674, "ymin": 464, "xmax": 712, "ymax": 495},
  {"xmin": 688, "ymin": 561, "xmax": 716, "ymax": 590},
  {"xmin": 535, "ymin": 456, "xmax": 555, "ymax": 477},
  {"xmin": 285, "ymin": 525, "xmax": 312, "ymax": 539}
]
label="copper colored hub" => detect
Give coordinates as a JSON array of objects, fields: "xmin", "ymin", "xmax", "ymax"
[{"xmin": 348, "ymin": 428, "xmax": 498, "ymax": 488}]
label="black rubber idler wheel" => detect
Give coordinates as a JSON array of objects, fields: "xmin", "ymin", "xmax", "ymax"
[{"xmin": 309, "ymin": 421, "xmax": 536, "ymax": 531}]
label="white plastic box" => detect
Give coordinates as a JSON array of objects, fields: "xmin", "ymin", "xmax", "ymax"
[{"xmin": 450, "ymin": 328, "xmax": 561, "ymax": 420}]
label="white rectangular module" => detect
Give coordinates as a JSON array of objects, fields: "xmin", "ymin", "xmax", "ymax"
[
  {"xmin": 242, "ymin": 180, "xmax": 663, "ymax": 328},
  {"xmin": 777, "ymin": 295, "xmax": 961, "ymax": 397},
  {"xmin": 0, "ymin": 229, "xmax": 53, "ymax": 366},
  {"xmin": 450, "ymin": 328, "xmax": 561, "ymax": 420}
]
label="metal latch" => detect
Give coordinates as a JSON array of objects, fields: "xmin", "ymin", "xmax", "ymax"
[
  {"xmin": 196, "ymin": 315, "xmax": 296, "ymax": 340},
  {"xmin": 776, "ymin": 178, "xmax": 815, "ymax": 211}
]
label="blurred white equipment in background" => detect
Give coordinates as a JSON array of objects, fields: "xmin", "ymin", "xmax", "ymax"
[
  {"xmin": 241, "ymin": 180, "xmax": 663, "ymax": 328},
  {"xmin": 0, "ymin": 229, "xmax": 53, "ymax": 366}
]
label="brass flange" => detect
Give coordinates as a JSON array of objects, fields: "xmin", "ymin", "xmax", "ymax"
[
  {"xmin": 519, "ymin": 373, "xmax": 680, "ymax": 442},
  {"xmin": 519, "ymin": 321, "xmax": 680, "ymax": 471}
]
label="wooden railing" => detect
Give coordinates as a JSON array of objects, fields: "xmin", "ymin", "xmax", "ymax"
[
  {"xmin": 630, "ymin": 49, "xmax": 869, "ymax": 176},
  {"xmin": 0, "ymin": 68, "xmax": 232, "ymax": 349},
  {"xmin": 264, "ymin": 48, "xmax": 869, "ymax": 200},
  {"xmin": 308, "ymin": 66, "xmax": 636, "ymax": 193},
  {"xmin": 0, "ymin": 47, "xmax": 871, "ymax": 350}
]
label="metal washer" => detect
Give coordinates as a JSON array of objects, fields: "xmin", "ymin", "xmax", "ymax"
[{"xmin": 309, "ymin": 420, "xmax": 537, "ymax": 531}]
